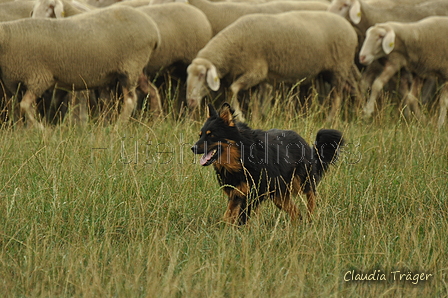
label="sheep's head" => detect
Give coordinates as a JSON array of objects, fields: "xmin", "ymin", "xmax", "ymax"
[
  {"xmin": 359, "ymin": 24, "xmax": 396, "ymax": 65},
  {"xmin": 186, "ymin": 58, "xmax": 220, "ymax": 109},
  {"xmin": 327, "ymin": 0, "xmax": 361, "ymax": 24},
  {"xmin": 31, "ymin": 0, "xmax": 65, "ymax": 18}
]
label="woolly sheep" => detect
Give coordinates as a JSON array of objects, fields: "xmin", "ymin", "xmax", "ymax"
[
  {"xmin": 113, "ymin": 0, "xmax": 152, "ymax": 7},
  {"xmin": 31, "ymin": 0, "xmax": 96, "ymax": 125},
  {"xmin": 85, "ymin": 0, "xmax": 119, "ymax": 7},
  {"xmin": 138, "ymin": 3, "xmax": 212, "ymax": 110},
  {"xmin": 328, "ymin": 0, "xmax": 448, "ymax": 118},
  {"xmin": 31, "ymin": 0, "xmax": 188, "ymax": 117},
  {"xmin": 30, "ymin": 0, "xmax": 96, "ymax": 125},
  {"xmin": 359, "ymin": 17, "xmax": 448, "ymax": 128},
  {"xmin": 328, "ymin": 0, "xmax": 448, "ymax": 34},
  {"xmin": 151, "ymin": 0, "xmax": 329, "ymax": 36},
  {"xmin": 225, "ymin": 0, "xmax": 328, "ymax": 3},
  {"xmin": 86, "ymin": 0, "xmax": 149, "ymax": 7},
  {"xmin": 186, "ymin": 10, "xmax": 361, "ymax": 120},
  {"xmin": 31, "ymin": 0, "xmax": 93, "ymax": 18},
  {"xmin": 30, "ymin": 0, "xmax": 165, "ymax": 117},
  {"xmin": 138, "ymin": 3, "xmax": 212, "ymax": 76},
  {"xmin": 0, "ymin": 1, "xmax": 35, "ymax": 22},
  {"xmin": 0, "ymin": 6, "xmax": 160, "ymax": 127}
]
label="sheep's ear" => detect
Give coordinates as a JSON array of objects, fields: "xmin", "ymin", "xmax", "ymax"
[
  {"xmin": 54, "ymin": 2, "xmax": 65, "ymax": 18},
  {"xmin": 207, "ymin": 103, "xmax": 218, "ymax": 118},
  {"xmin": 349, "ymin": 0, "xmax": 361, "ymax": 24},
  {"xmin": 219, "ymin": 103, "xmax": 235, "ymax": 126},
  {"xmin": 206, "ymin": 65, "xmax": 220, "ymax": 91},
  {"xmin": 382, "ymin": 28, "xmax": 395, "ymax": 54}
]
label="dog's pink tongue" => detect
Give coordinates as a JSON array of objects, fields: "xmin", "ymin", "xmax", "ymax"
[{"xmin": 200, "ymin": 151, "xmax": 214, "ymax": 166}]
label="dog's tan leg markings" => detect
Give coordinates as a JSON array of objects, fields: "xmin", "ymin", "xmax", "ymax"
[
  {"xmin": 291, "ymin": 176, "xmax": 303, "ymax": 193},
  {"xmin": 222, "ymin": 183, "xmax": 248, "ymax": 225},
  {"xmin": 306, "ymin": 191, "xmax": 317, "ymax": 220},
  {"xmin": 223, "ymin": 199, "xmax": 242, "ymax": 225},
  {"xmin": 272, "ymin": 195, "xmax": 302, "ymax": 221}
]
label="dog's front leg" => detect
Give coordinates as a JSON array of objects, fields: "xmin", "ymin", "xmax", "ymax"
[
  {"xmin": 272, "ymin": 195, "xmax": 302, "ymax": 222},
  {"xmin": 223, "ymin": 197, "xmax": 243, "ymax": 225},
  {"xmin": 306, "ymin": 191, "xmax": 317, "ymax": 221},
  {"xmin": 222, "ymin": 183, "xmax": 250, "ymax": 225}
]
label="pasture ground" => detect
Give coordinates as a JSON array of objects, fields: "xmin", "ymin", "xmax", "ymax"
[{"xmin": 0, "ymin": 95, "xmax": 447, "ymax": 297}]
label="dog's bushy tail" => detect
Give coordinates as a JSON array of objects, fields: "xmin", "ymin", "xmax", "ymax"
[{"xmin": 313, "ymin": 129, "xmax": 344, "ymax": 178}]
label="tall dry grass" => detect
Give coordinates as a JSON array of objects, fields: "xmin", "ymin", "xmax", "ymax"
[{"xmin": 0, "ymin": 88, "xmax": 447, "ymax": 297}]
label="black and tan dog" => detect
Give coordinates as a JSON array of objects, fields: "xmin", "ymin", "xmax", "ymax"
[{"xmin": 191, "ymin": 103, "xmax": 344, "ymax": 225}]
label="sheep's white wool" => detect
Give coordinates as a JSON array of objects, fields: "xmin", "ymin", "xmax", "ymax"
[{"xmin": 0, "ymin": 6, "xmax": 160, "ymax": 126}]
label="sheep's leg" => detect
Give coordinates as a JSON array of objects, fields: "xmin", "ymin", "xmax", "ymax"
[
  {"xmin": 148, "ymin": 82, "xmax": 162, "ymax": 117},
  {"xmin": 260, "ymin": 83, "xmax": 273, "ymax": 116},
  {"xmin": 70, "ymin": 91, "xmax": 89, "ymax": 125},
  {"xmin": 138, "ymin": 73, "xmax": 162, "ymax": 117},
  {"xmin": 403, "ymin": 75, "xmax": 423, "ymax": 120},
  {"xmin": 363, "ymin": 62, "xmax": 400, "ymax": 118},
  {"xmin": 421, "ymin": 77, "xmax": 437, "ymax": 105},
  {"xmin": 118, "ymin": 86, "xmax": 137, "ymax": 123},
  {"xmin": 348, "ymin": 65, "xmax": 364, "ymax": 99},
  {"xmin": 20, "ymin": 91, "xmax": 43, "ymax": 129},
  {"xmin": 230, "ymin": 65, "xmax": 268, "ymax": 121},
  {"xmin": 327, "ymin": 86, "xmax": 342, "ymax": 122},
  {"xmin": 437, "ymin": 83, "xmax": 448, "ymax": 128},
  {"xmin": 326, "ymin": 71, "xmax": 346, "ymax": 122},
  {"xmin": 362, "ymin": 61, "xmax": 383, "ymax": 92},
  {"xmin": 229, "ymin": 84, "xmax": 245, "ymax": 122}
]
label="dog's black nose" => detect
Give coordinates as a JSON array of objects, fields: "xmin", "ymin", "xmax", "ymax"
[{"xmin": 191, "ymin": 145, "xmax": 197, "ymax": 153}]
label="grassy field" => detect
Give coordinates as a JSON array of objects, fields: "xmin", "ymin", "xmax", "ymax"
[{"xmin": 0, "ymin": 96, "xmax": 447, "ymax": 297}]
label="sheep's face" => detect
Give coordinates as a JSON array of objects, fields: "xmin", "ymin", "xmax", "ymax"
[
  {"xmin": 359, "ymin": 25, "xmax": 395, "ymax": 65},
  {"xmin": 187, "ymin": 64, "xmax": 208, "ymax": 108},
  {"xmin": 186, "ymin": 60, "xmax": 220, "ymax": 109},
  {"xmin": 327, "ymin": 0, "xmax": 361, "ymax": 24},
  {"xmin": 328, "ymin": 0, "xmax": 350, "ymax": 16},
  {"xmin": 31, "ymin": 0, "xmax": 64, "ymax": 18}
]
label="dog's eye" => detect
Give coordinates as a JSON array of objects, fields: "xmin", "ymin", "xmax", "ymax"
[
  {"xmin": 206, "ymin": 131, "xmax": 216, "ymax": 138},
  {"xmin": 199, "ymin": 131, "xmax": 203, "ymax": 137}
]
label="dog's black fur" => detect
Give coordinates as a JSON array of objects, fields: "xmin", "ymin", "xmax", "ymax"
[{"xmin": 191, "ymin": 103, "xmax": 344, "ymax": 225}]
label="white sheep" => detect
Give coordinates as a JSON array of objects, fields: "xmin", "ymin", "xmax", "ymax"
[
  {"xmin": 31, "ymin": 0, "xmax": 93, "ymax": 18},
  {"xmin": 138, "ymin": 3, "xmax": 212, "ymax": 111},
  {"xmin": 139, "ymin": 3, "xmax": 212, "ymax": 74},
  {"xmin": 113, "ymin": 0, "xmax": 152, "ymax": 7},
  {"xmin": 85, "ymin": 0, "xmax": 120, "ymax": 7},
  {"xmin": 186, "ymin": 10, "xmax": 361, "ymax": 120},
  {"xmin": 328, "ymin": 0, "xmax": 448, "ymax": 33},
  {"xmin": 31, "ymin": 0, "xmax": 97, "ymax": 125},
  {"xmin": 151, "ymin": 0, "xmax": 329, "ymax": 36},
  {"xmin": 359, "ymin": 16, "xmax": 448, "ymax": 128},
  {"xmin": 0, "ymin": 1, "xmax": 35, "ymax": 22},
  {"xmin": 328, "ymin": 0, "xmax": 448, "ymax": 118},
  {"xmin": 30, "ymin": 0, "xmax": 172, "ymax": 118},
  {"xmin": 0, "ymin": 6, "xmax": 160, "ymax": 127}
]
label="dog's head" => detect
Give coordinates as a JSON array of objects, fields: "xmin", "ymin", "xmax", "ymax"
[{"xmin": 191, "ymin": 103, "xmax": 240, "ymax": 167}]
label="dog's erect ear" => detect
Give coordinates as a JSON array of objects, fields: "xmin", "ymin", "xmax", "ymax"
[
  {"xmin": 207, "ymin": 103, "xmax": 218, "ymax": 118},
  {"xmin": 219, "ymin": 103, "xmax": 235, "ymax": 126}
]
